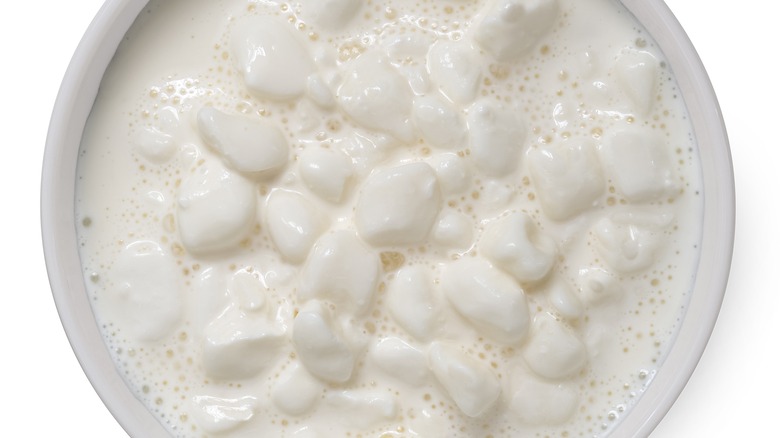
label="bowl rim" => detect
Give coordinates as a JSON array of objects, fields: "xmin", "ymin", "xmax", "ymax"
[
  {"xmin": 616, "ymin": 1, "xmax": 735, "ymax": 435},
  {"xmin": 42, "ymin": 1, "xmax": 171, "ymax": 436},
  {"xmin": 41, "ymin": 0, "xmax": 734, "ymax": 437}
]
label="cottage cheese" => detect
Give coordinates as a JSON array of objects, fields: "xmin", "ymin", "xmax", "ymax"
[{"xmin": 75, "ymin": 0, "xmax": 703, "ymax": 436}]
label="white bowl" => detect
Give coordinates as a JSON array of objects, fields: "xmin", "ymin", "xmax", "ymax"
[{"xmin": 42, "ymin": 1, "xmax": 734, "ymax": 436}]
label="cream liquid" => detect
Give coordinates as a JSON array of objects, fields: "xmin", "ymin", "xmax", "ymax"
[{"xmin": 76, "ymin": 0, "xmax": 703, "ymax": 436}]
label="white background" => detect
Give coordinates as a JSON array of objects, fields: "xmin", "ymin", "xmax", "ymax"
[{"xmin": 1, "ymin": 0, "xmax": 776, "ymax": 436}]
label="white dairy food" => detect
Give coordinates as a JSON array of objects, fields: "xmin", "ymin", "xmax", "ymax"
[
  {"xmin": 197, "ymin": 106, "xmax": 290, "ymax": 175},
  {"xmin": 75, "ymin": 0, "xmax": 704, "ymax": 437},
  {"xmin": 355, "ymin": 162, "xmax": 442, "ymax": 245},
  {"xmin": 232, "ymin": 15, "xmax": 315, "ymax": 100}
]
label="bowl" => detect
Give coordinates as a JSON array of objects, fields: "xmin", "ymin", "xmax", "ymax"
[{"xmin": 42, "ymin": 0, "xmax": 734, "ymax": 436}]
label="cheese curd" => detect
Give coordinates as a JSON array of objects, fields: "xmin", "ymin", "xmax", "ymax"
[{"xmin": 75, "ymin": 0, "xmax": 703, "ymax": 436}]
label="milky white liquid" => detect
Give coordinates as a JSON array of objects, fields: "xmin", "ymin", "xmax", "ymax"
[{"xmin": 75, "ymin": 0, "xmax": 703, "ymax": 436}]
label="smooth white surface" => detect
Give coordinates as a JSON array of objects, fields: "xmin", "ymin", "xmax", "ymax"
[{"xmin": 1, "ymin": 1, "xmax": 775, "ymax": 437}]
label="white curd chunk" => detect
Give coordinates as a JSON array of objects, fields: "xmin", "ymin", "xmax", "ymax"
[
  {"xmin": 265, "ymin": 189, "xmax": 328, "ymax": 264},
  {"xmin": 467, "ymin": 99, "xmax": 527, "ymax": 177},
  {"xmin": 231, "ymin": 16, "xmax": 315, "ymax": 100},
  {"xmin": 176, "ymin": 161, "xmax": 257, "ymax": 254},
  {"xmin": 387, "ymin": 266, "xmax": 438, "ymax": 341},
  {"xmin": 292, "ymin": 301, "xmax": 356, "ymax": 383},
  {"xmin": 190, "ymin": 395, "xmax": 259, "ymax": 434},
  {"xmin": 577, "ymin": 267, "xmax": 622, "ymax": 305},
  {"xmin": 202, "ymin": 306, "xmax": 285, "ymax": 380},
  {"xmin": 474, "ymin": 0, "xmax": 559, "ymax": 62},
  {"xmin": 305, "ymin": 74, "xmax": 337, "ymax": 109},
  {"xmin": 428, "ymin": 342, "xmax": 501, "ymax": 417},
  {"xmin": 399, "ymin": 63, "xmax": 433, "ymax": 96},
  {"xmin": 190, "ymin": 267, "xmax": 231, "ymax": 334},
  {"xmin": 480, "ymin": 212, "xmax": 556, "ymax": 283},
  {"xmin": 406, "ymin": 408, "xmax": 451, "ymax": 437},
  {"xmin": 547, "ymin": 277, "xmax": 584, "ymax": 321},
  {"xmin": 412, "ymin": 94, "xmax": 468, "ymax": 149},
  {"xmin": 299, "ymin": 230, "xmax": 379, "ymax": 314},
  {"xmin": 480, "ymin": 180, "xmax": 516, "ymax": 213},
  {"xmin": 271, "ymin": 363, "xmax": 323, "ymax": 416},
  {"xmin": 426, "ymin": 40, "xmax": 482, "ymax": 104},
  {"xmin": 523, "ymin": 313, "xmax": 588, "ymax": 380},
  {"xmin": 228, "ymin": 268, "xmax": 268, "ymax": 312},
  {"xmin": 601, "ymin": 128, "xmax": 675, "ymax": 202},
  {"xmin": 134, "ymin": 107, "xmax": 180, "ymax": 163},
  {"xmin": 615, "ymin": 50, "xmax": 659, "ymax": 115},
  {"xmin": 527, "ymin": 141, "xmax": 605, "ymax": 220},
  {"xmin": 298, "ymin": 146, "xmax": 353, "ymax": 202},
  {"xmin": 355, "ymin": 162, "xmax": 442, "ymax": 246},
  {"xmin": 108, "ymin": 241, "xmax": 182, "ymax": 342},
  {"xmin": 429, "ymin": 152, "xmax": 472, "ymax": 195},
  {"xmin": 385, "ymin": 34, "xmax": 436, "ymax": 64},
  {"xmin": 509, "ymin": 372, "xmax": 579, "ymax": 425},
  {"xmin": 338, "ymin": 52, "xmax": 415, "ymax": 142},
  {"xmin": 197, "ymin": 107, "xmax": 289, "ymax": 175},
  {"xmin": 593, "ymin": 211, "xmax": 668, "ymax": 273},
  {"xmin": 134, "ymin": 126, "xmax": 176, "ymax": 164},
  {"xmin": 370, "ymin": 337, "xmax": 429, "ymax": 386},
  {"xmin": 432, "ymin": 210, "xmax": 474, "ymax": 250},
  {"xmin": 326, "ymin": 390, "xmax": 399, "ymax": 429},
  {"xmin": 441, "ymin": 258, "xmax": 530, "ymax": 344}
]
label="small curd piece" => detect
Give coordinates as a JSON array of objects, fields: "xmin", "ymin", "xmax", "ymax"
[
  {"xmin": 441, "ymin": 258, "xmax": 531, "ymax": 344},
  {"xmin": 547, "ymin": 277, "xmax": 585, "ymax": 321},
  {"xmin": 297, "ymin": 0, "xmax": 361, "ymax": 31},
  {"xmin": 197, "ymin": 107, "xmax": 289, "ymax": 175},
  {"xmin": 474, "ymin": 0, "xmax": 560, "ymax": 62},
  {"xmin": 429, "ymin": 153, "xmax": 472, "ymax": 195},
  {"xmin": 325, "ymin": 390, "xmax": 399, "ymax": 429},
  {"xmin": 190, "ymin": 395, "xmax": 259, "ymax": 434},
  {"xmin": 292, "ymin": 300, "xmax": 357, "ymax": 383},
  {"xmin": 386, "ymin": 266, "xmax": 438, "ymax": 341},
  {"xmin": 338, "ymin": 52, "xmax": 415, "ymax": 141},
  {"xmin": 265, "ymin": 189, "xmax": 328, "ymax": 264},
  {"xmin": 509, "ymin": 372, "xmax": 579, "ymax": 425},
  {"xmin": 480, "ymin": 212, "xmax": 556, "ymax": 283},
  {"xmin": 615, "ymin": 50, "xmax": 659, "ymax": 114},
  {"xmin": 412, "ymin": 94, "xmax": 468, "ymax": 149},
  {"xmin": 232, "ymin": 16, "xmax": 315, "ymax": 100},
  {"xmin": 355, "ymin": 162, "xmax": 442, "ymax": 246},
  {"xmin": 426, "ymin": 40, "xmax": 482, "ymax": 104},
  {"xmin": 298, "ymin": 146, "xmax": 353, "ymax": 202},
  {"xmin": 593, "ymin": 210, "xmax": 670, "ymax": 273},
  {"xmin": 428, "ymin": 342, "xmax": 501, "ymax": 418},
  {"xmin": 527, "ymin": 141, "xmax": 605, "ymax": 220},
  {"xmin": 370, "ymin": 337, "xmax": 429, "ymax": 386},
  {"xmin": 523, "ymin": 313, "xmax": 588, "ymax": 380},
  {"xmin": 271, "ymin": 364, "xmax": 322, "ymax": 416},
  {"xmin": 176, "ymin": 161, "xmax": 257, "ymax": 254},
  {"xmin": 577, "ymin": 267, "xmax": 622, "ymax": 305},
  {"xmin": 135, "ymin": 126, "xmax": 176, "ymax": 164},
  {"xmin": 467, "ymin": 99, "xmax": 527, "ymax": 177},
  {"xmin": 600, "ymin": 128, "xmax": 675, "ymax": 202},
  {"xmin": 432, "ymin": 210, "xmax": 474, "ymax": 250},
  {"xmin": 202, "ymin": 306, "xmax": 286, "ymax": 380},
  {"xmin": 299, "ymin": 231, "xmax": 379, "ymax": 314},
  {"xmin": 108, "ymin": 241, "xmax": 182, "ymax": 341}
]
